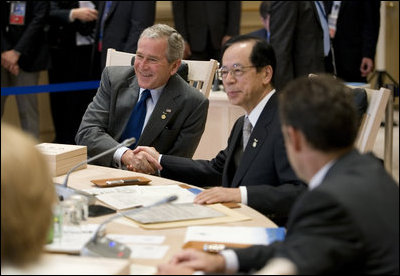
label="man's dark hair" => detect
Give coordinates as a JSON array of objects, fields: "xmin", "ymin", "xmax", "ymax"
[
  {"xmin": 259, "ymin": 1, "xmax": 272, "ymax": 19},
  {"xmin": 221, "ymin": 35, "xmax": 276, "ymax": 87},
  {"xmin": 279, "ymin": 75, "xmax": 359, "ymax": 151}
]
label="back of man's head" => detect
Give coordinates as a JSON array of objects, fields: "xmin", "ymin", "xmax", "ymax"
[
  {"xmin": 279, "ymin": 75, "xmax": 358, "ymax": 152},
  {"xmin": 259, "ymin": 1, "xmax": 272, "ymax": 19}
]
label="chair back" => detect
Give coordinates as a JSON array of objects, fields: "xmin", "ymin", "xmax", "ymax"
[
  {"xmin": 105, "ymin": 48, "xmax": 218, "ymax": 98},
  {"xmin": 355, "ymin": 87, "xmax": 390, "ymax": 153}
]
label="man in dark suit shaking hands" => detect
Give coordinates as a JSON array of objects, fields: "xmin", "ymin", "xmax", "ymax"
[
  {"xmin": 156, "ymin": 75, "xmax": 399, "ymax": 275},
  {"xmin": 133, "ymin": 35, "xmax": 306, "ymax": 226}
]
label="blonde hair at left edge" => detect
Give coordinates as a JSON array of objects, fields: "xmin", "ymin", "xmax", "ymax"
[{"xmin": 1, "ymin": 123, "xmax": 56, "ymax": 266}]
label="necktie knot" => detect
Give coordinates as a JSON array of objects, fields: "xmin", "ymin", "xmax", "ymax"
[
  {"xmin": 243, "ymin": 117, "xmax": 252, "ymax": 151},
  {"xmin": 139, "ymin": 89, "xmax": 151, "ymax": 104}
]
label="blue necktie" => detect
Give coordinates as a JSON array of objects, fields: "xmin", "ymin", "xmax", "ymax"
[
  {"xmin": 120, "ymin": 90, "xmax": 151, "ymax": 148},
  {"xmin": 315, "ymin": 1, "xmax": 331, "ymax": 56}
]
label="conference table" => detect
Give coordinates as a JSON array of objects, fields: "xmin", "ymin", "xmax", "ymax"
[{"xmin": 53, "ymin": 164, "xmax": 277, "ymax": 272}]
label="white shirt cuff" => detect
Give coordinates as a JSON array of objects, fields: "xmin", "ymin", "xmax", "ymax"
[
  {"xmin": 239, "ymin": 186, "xmax": 248, "ymax": 205},
  {"xmin": 156, "ymin": 154, "xmax": 163, "ymax": 176},
  {"xmin": 114, "ymin": 146, "xmax": 129, "ymax": 169},
  {"xmin": 220, "ymin": 249, "xmax": 239, "ymax": 274},
  {"xmin": 69, "ymin": 10, "xmax": 75, "ymax": 22}
]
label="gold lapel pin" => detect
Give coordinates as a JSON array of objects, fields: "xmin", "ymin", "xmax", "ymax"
[
  {"xmin": 162, "ymin": 109, "xmax": 171, "ymax": 119},
  {"xmin": 252, "ymin": 139, "xmax": 258, "ymax": 148}
]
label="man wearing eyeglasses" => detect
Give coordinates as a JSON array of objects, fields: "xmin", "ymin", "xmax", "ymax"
[{"xmin": 134, "ymin": 35, "xmax": 306, "ymax": 226}]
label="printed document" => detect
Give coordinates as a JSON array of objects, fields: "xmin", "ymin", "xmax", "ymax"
[
  {"xmin": 94, "ymin": 185, "xmax": 196, "ymax": 210},
  {"xmin": 185, "ymin": 226, "xmax": 286, "ymax": 245},
  {"xmin": 124, "ymin": 203, "xmax": 225, "ymax": 224}
]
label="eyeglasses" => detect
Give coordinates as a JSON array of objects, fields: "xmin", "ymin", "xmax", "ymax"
[{"xmin": 217, "ymin": 64, "xmax": 256, "ymax": 79}]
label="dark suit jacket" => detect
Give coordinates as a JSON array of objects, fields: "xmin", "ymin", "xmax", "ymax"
[
  {"xmin": 268, "ymin": 1, "xmax": 325, "ymax": 90},
  {"xmin": 331, "ymin": 1, "xmax": 380, "ymax": 82},
  {"xmin": 161, "ymin": 92, "xmax": 306, "ymax": 223},
  {"xmin": 95, "ymin": 1, "xmax": 155, "ymax": 69},
  {"xmin": 1, "ymin": 1, "xmax": 49, "ymax": 72},
  {"xmin": 47, "ymin": 1, "xmax": 98, "ymax": 145},
  {"xmin": 234, "ymin": 150, "xmax": 399, "ymax": 274},
  {"xmin": 76, "ymin": 66, "xmax": 209, "ymax": 167},
  {"xmin": 47, "ymin": 1, "xmax": 97, "ymax": 49},
  {"xmin": 172, "ymin": 1, "xmax": 241, "ymax": 52}
]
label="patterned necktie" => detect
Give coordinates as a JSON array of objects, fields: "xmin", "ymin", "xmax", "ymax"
[
  {"xmin": 242, "ymin": 116, "xmax": 252, "ymax": 151},
  {"xmin": 120, "ymin": 90, "xmax": 151, "ymax": 148}
]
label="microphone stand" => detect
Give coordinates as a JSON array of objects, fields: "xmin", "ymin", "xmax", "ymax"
[
  {"xmin": 81, "ymin": 195, "xmax": 178, "ymax": 258},
  {"xmin": 55, "ymin": 137, "xmax": 136, "ymax": 204}
]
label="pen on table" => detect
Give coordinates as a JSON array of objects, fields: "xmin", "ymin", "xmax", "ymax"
[{"xmin": 106, "ymin": 179, "xmax": 140, "ymax": 185}]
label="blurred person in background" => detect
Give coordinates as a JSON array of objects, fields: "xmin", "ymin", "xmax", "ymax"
[
  {"xmin": 92, "ymin": 1, "xmax": 155, "ymax": 76},
  {"xmin": 172, "ymin": 1, "xmax": 241, "ymax": 62},
  {"xmin": 249, "ymin": 1, "xmax": 325, "ymax": 90},
  {"xmin": 1, "ymin": 123, "xmax": 56, "ymax": 273},
  {"xmin": 1, "ymin": 2, "xmax": 50, "ymax": 139},
  {"xmin": 47, "ymin": 1, "xmax": 98, "ymax": 144},
  {"xmin": 324, "ymin": 1, "xmax": 380, "ymax": 82}
]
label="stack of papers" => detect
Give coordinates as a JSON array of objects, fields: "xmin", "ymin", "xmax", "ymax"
[
  {"xmin": 124, "ymin": 203, "xmax": 225, "ymax": 224},
  {"xmin": 89, "ymin": 184, "xmax": 196, "ymax": 210}
]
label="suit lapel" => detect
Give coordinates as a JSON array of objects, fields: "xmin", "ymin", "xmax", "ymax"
[
  {"xmin": 115, "ymin": 75, "xmax": 139, "ymax": 139},
  {"xmin": 223, "ymin": 117, "xmax": 244, "ymax": 187},
  {"xmin": 230, "ymin": 94, "xmax": 278, "ymax": 187}
]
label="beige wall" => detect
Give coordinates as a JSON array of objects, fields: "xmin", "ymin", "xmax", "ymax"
[
  {"xmin": 2, "ymin": 1, "xmax": 398, "ymax": 142},
  {"xmin": 383, "ymin": 1, "xmax": 399, "ymax": 84}
]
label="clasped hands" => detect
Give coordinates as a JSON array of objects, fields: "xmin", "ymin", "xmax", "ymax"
[
  {"xmin": 1, "ymin": 50, "xmax": 20, "ymax": 76},
  {"xmin": 121, "ymin": 146, "xmax": 161, "ymax": 174},
  {"xmin": 123, "ymin": 146, "xmax": 242, "ymax": 204}
]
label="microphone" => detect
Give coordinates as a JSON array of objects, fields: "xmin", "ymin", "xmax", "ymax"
[
  {"xmin": 55, "ymin": 137, "xmax": 136, "ymax": 204},
  {"xmin": 81, "ymin": 195, "xmax": 178, "ymax": 258}
]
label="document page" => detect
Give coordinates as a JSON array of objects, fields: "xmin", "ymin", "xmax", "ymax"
[
  {"xmin": 185, "ymin": 226, "xmax": 286, "ymax": 245},
  {"xmin": 94, "ymin": 185, "xmax": 196, "ymax": 210},
  {"xmin": 124, "ymin": 203, "xmax": 225, "ymax": 224},
  {"xmin": 45, "ymin": 224, "xmax": 99, "ymax": 254}
]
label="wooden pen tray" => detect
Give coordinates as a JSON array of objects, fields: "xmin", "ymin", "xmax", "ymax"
[
  {"xmin": 182, "ymin": 241, "xmax": 250, "ymax": 251},
  {"xmin": 91, "ymin": 176, "xmax": 151, "ymax": 187}
]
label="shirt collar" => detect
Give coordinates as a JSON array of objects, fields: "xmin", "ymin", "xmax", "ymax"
[
  {"xmin": 309, "ymin": 159, "xmax": 336, "ymax": 190},
  {"xmin": 139, "ymin": 85, "xmax": 165, "ymax": 103},
  {"xmin": 247, "ymin": 89, "xmax": 276, "ymax": 127}
]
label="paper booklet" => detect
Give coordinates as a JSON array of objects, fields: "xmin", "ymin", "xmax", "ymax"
[{"xmin": 183, "ymin": 226, "xmax": 286, "ymax": 250}]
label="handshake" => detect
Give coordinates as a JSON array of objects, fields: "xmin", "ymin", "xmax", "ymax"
[{"xmin": 121, "ymin": 146, "xmax": 162, "ymax": 174}]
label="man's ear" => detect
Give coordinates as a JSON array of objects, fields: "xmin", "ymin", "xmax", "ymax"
[
  {"xmin": 286, "ymin": 126, "xmax": 303, "ymax": 152},
  {"xmin": 262, "ymin": 65, "xmax": 273, "ymax": 85},
  {"xmin": 170, "ymin": 59, "xmax": 181, "ymax": 76}
]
